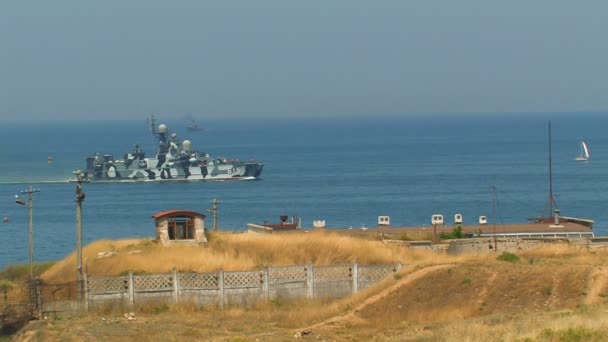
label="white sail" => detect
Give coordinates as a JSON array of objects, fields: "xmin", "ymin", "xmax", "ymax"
[
  {"xmin": 582, "ymin": 140, "xmax": 590, "ymax": 159},
  {"xmin": 576, "ymin": 140, "xmax": 590, "ymax": 161}
]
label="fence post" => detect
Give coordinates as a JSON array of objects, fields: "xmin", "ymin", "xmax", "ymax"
[
  {"xmin": 263, "ymin": 267, "xmax": 270, "ymax": 301},
  {"xmin": 84, "ymin": 273, "xmax": 89, "ymax": 312},
  {"xmin": 35, "ymin": 279, "xmax": 42, "ymax": 319},
  {"xmin": 352, "ymin": 263, "xmax": 359, "ymax": 294},
  {"xmin": 306, "ymin": 264, "xmax": 314, "ymax": 299},
  {"xmin": 173, "ymin": 268, "xmax": 179, "ymax": 304},
  {"xmin": 218, "ymin": 270, "xmax": 225, "ymax": 309},
  {"xmin": 128, "ymin": 272, "xmax": 135, "ymax": 310}
]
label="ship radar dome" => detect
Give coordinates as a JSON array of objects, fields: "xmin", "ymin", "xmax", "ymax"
[
  {"xmin": 182, "ymin": 140, "xmax": 192, "ymax": 151},
  {"xmin": 158, "ymin": 124, "xmax": 168, "ymax": 134}
]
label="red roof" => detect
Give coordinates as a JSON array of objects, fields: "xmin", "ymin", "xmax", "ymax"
[{"xmin": 152, "ymin": 210, "xmax": 206, "ymax": 219}]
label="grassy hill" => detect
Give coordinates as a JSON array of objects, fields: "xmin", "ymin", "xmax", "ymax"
[{"xmin": 9, "ymin": 233, "xmax": 608, "ymax": 341}]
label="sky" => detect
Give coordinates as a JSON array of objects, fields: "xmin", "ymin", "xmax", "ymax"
[{"xmin": 1, "ymin": 1, "xmax": 607, "ymax": 122}]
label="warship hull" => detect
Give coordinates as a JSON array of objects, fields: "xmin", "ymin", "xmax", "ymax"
[
  {"xmin": 74, "ymin": 116, "xmax": 264, "ymax": 183},
  {"xmin": 82, "ymin": 156, "xmax": 263, "ymax": 182}
]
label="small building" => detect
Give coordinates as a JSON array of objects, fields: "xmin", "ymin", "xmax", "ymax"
[
  {"xmin": 479, "ymin": 216, "xmax": 488, "ymax": 225},
  {"xmin": 378, "ymin": 216, "xmax": 390, "ymax": 226},
  {"xmin": 152, "ymin": 210, "xmax": 207, "ymax": 246},
  {"xmin": 431, "ymin": 214, "xmax": 444, "ymax": 225},
  {"xmin": 454, "ymin": 213, "xmax": 463, "ymax": 225},
  {"xmin": 313, "ymin": 219, "xmax": 326, "ymax": 228}
]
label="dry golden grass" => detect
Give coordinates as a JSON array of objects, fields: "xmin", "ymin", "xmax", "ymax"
[
  {"xmin": 41, "ymin": 230, "xmax": 467, "ymax": 284},
  {"xmin": 17, "ymin": 243, "xmax": 608, "ymax": 341}
]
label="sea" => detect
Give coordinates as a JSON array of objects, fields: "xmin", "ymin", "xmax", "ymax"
[{"xmin": 0, "ymin": 114, "xmax": 607, "ymax": 268}]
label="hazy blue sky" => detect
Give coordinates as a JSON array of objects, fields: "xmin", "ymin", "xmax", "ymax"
[{"xmin": 1, "ymin": 1, "xmax": 607, "ymax": 121}]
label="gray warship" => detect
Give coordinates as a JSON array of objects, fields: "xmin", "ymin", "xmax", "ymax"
[{"xmin": 76, "ymin": 116, "xmax": 263, "ymax": 182}]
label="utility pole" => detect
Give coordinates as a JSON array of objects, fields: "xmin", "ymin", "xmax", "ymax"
[
  {"xmin": 74, "ymin": 170, "xmax": 86, "ymax": 298},
  {"xmin": 15, "ymin": 186, "xmax": 40, "ymax": 280},
  {"xmin": 208, "ymin": 199, "xmax": 221, "ymax": 232}
]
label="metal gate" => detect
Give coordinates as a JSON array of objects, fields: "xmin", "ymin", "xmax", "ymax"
[
  {"xmin": 0, "ymin": 280, "xmax": 38, "ymax": 332},
  {"xmin": 37, "ymin": 281, "xmax": 81, "ymax": 318}
]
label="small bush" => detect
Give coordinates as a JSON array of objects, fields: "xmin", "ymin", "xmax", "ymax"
[
  {"xmin": 399, "ymin": 233, "xmax": 412, "ymax": 241},
  {"xmin": 0, "ymin": 262, "xmax": 54, "ymax": 281},
  {"xmin": 0, "ymin": 280, "xmax": 14, "ymax": 291},
  {"xmin": 497, "ymin": 252, "xmax": 520, "ymax": 263},
  {"xmin": 118, "ymin": 270, "xmax": 148, "ymax": 276},
  {"xmin": 462, "ymin": 277, "xmax": 472, "ymax": 284},
  {"xmin": 271, "ymin": 297, "xmax": 283, "ymax": 307},
  {"xmin": 152, "ymin": 303, "xmax": 169, "ymax": 314},
  {"xmin": 440, "ymin": 226, "xmax": 464, "ymax": 240},
  {"xmin": 540, "ymin": 326, "xmax": 605, "ymax": 342}
]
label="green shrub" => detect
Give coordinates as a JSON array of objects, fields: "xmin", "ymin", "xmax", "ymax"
[
  {"xmin": 497, "ymin": 252, "xmax": 520, "ymax": 263},
  {"xmin": 440, "ymin": 226, "xmax": 464, "ymax": 240},
  {"xmin": 540, "ymin": 326, "xmax": 605, "ymax": 342},
  {"xmin": 0, "ymin": 262, "xmax": 54, "ymax": 281},
  {"xmin": 152, "ymin": 303, "xmax": 169, "ymax": 314}
]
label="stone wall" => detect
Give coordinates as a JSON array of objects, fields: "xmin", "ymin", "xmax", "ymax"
[{"xmin": 446, "ymin": 237, "xmax": 582, "ymax": 255}]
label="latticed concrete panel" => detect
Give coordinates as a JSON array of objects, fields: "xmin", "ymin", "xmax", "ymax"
[
  {"xmin": 178, "ymin": 272, "xmax": 219, "ymax": 289},
  {"xmin": 268, "ymin": 265, "xmax": 307, "ymax": 284},
  {"xmin": 314, "ymin": 265, "xmax": 352, "ymax": 282},
  {"xmin": 224, "ymin": 271, "xmax": 261, "ymax": 289},
  {"xmin": 134, "ymin": 274, "xmax": 174, "ymax": 291},
  {"xmin": 88, "ymin": 276, "xmax": 129, "ymax": 294},
  {"xmin": 358, "ymin": 265, "xmax": 395, "ymax": 288}
]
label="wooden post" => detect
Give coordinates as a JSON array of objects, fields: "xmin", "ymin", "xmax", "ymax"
[
  {"xmin": 263, "ymin": 267, "xmax": 270, "ymax": 301},
  {"xmin": 173, "ymin": 268, "xmax": 179, "ymax": 304},
  {"xmin": 128, "ymin": 272, "xmax": 135, "ymax": 310},
  {"xmin": 218, "ymin": 270, "xmax": 225, "ymax": 309},
  {"xmin": 35, "ymin": 279, "xmax": 42, "ymax": 319},
  {"xmin": 306, "ymin": 264, "xmax": 314, "ymax": 299},
  {"xmin": 352, "ymin": 263, "xmax": 359, "ymax": 294},
  {"xmin": 83, "ymin": 273, "xmax": 89, "ymax": 312}
]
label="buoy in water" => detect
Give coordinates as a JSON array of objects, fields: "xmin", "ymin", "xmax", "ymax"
[{"xmin": 2, "ymin": 217, "xmax": 8, "ymax": 223}]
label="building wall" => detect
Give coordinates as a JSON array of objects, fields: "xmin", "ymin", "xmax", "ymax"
[
  {"xmin": 194, "ymin": 216, "xmax": 206, "ymax": 243},
  {"xmin": 156, "ymin": 215, "xmax": 207, "ymax": 246},
  {"xmin": 156, "ymin": 218, "xmax": 170, "ymax": 245}
]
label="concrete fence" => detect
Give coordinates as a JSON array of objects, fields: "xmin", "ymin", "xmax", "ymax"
[{"xmin": 85, "ymin": 263, "xmax": 402, "ymax": 310}]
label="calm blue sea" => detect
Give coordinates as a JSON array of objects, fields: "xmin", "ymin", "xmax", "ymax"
[{"xmin": 1, "ymin": 114, "xmax": 607, "ymax": 267}]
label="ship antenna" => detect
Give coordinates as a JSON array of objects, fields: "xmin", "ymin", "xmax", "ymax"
[{"xmin": 148, "ymin": 113, "xmax": 158, "ymax": 153}]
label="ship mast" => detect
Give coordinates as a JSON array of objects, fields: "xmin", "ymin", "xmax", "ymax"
[{"xmin": 547, "ymin": 121, "xmax": 557, "ymax": 217}]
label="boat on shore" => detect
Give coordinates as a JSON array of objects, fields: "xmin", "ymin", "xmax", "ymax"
[
  {"xmin": 529, "ymin": 122, "xmax": 593, "ymax": 227},
  {"xmin": 72, "ymin": 116, "xmax": 263, "ymax": 183}
]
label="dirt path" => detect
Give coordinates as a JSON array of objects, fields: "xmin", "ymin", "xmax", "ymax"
[
  {"xmin": 297, "ymin": 264, "xmax": 456, "ymax": 333},
  {"xmin": 585, "ymin": 267, "xmax": 608, "ymax": 305},
  {"xmin": 476, "ymin": 270, "xmax": 497, "ymax": 307}
]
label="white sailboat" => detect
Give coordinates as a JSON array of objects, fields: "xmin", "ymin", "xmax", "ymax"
[{"xmin": 575, "ymin": 140, "xmax": 590, "ymax": 161}]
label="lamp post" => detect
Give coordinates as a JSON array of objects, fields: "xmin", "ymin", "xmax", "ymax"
[
  {"xmin": 15, "ymin": 185, "xmax": 40, "ymax": 280},
  {"xmin": 74, "ymin": 170, "xmax": 86, "ymax": 297}
]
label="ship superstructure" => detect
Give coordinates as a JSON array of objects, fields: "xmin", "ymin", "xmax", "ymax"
[{"xmin": 78, "ymin": 117, "xmax": 263, "ymax": 182}]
